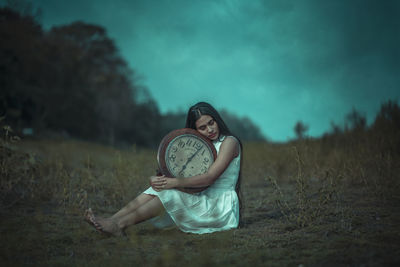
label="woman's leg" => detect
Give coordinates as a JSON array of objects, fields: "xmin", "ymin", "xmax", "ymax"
[
  {"xmin": 85, "ymin": 193, "xmax": 158, "ymax": 234},
  {"xmin": 111, "ymin": 193, "xmax": 155, "ymax": 220},
  {"xmin": 116, "ymin": 196, "xmax": 164, "ymax": 228},
  {"xmin": 91, "ymin": 195, "xmax": 165, "ymax": 235},
  {"xmin": 97, "ymin": 196, "xmax": 164, "ymax": 234}
]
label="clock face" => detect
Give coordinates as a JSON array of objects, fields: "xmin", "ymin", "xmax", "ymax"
[
  {"xmin": 157, "ymin": 128, "xmax": 217, "ymax": 179},
  {"xmin": 165, "ymin": 134, "xmax": 215, "ymax": 178}
]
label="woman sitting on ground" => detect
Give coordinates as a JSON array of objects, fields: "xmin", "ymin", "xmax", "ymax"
[{"xmin": 85, "ymin": 101, "xmax": 243, "ymax": 235}]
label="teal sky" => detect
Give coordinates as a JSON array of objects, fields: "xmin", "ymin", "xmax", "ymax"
[{"xmin": 11, "ymin": 0, "xmax": 400, "ymax": 141}]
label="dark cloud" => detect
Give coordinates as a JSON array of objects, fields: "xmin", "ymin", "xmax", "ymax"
[{"xmin": 312, "ymin": 0, "xmax": 399, "ymax": 70}]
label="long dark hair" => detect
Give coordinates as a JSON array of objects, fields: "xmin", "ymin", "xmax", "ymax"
[{"xmin": 185, "ymin": 102, "xmax": 244, "ymax": 228}]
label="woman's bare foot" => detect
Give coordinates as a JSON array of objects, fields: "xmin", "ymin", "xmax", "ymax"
[
  {"xmin": 84, "ymin": 208, "xmax": 104, "ymax": 232},
  {"xmin": 96, "ymin": 217, "xmax": 126, "ymax": 237},
  {"xmin": 84, "ymin": 208, "xmax": 126, "ymax": 237}
]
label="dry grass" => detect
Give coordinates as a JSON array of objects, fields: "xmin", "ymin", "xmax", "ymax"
[{"xmin": 1, "ymin": 122, "xmax": 400, "ymax": 266}]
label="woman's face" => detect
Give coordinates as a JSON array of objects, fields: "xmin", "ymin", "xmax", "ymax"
[{"xmin": 195, "ymin": 115, "xmax": 220, "ymax": 141}]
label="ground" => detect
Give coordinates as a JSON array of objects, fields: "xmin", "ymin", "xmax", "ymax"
[{"xmin": 1, "ymin": 138, "xmax": 399, "ymax": 266}]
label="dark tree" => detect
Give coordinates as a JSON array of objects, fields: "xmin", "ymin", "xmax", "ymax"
[
  {"xmin": 0, "ymin": 8, "xmax": 162, "ymax": 146},
  {"xmin": 0, "ymin": 7, "xmax": 44, "ymax": 130},
  {"xmin": 345, "ymin": 108, "xmax": 366, "ymax": 132},
  {"xmin": 45, "ymin": 22, "xmax": 138, "ymax": 142},
  {"xmin": 373, "ymin": 100, "xmax": 400, "ymax": 130},
  {"xmin": 294, "ymin": 121, "xmax": 309, "ymax": 140}
]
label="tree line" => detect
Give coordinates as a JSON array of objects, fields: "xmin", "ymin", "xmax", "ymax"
[
  {"xmin": 0, "ymin": 7, "xmax": 265, "ymax": 147},
  {"xmin": 292, "ymin": 100, "xmax": 400, "ymax": 147}
]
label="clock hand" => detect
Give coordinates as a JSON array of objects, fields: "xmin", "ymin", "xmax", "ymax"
[
  {"xmin": 179, "ymin": 156, "xmax": 192, "ymax": 175},
  {"xmin": 180, "ymin": 155, "xmax": 191, "ymax": 174},
  {"xmin": 179, "ymin": 147, "xmax": 202, "ymax": 175}
]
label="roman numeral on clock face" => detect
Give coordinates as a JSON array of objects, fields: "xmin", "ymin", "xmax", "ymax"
[
  {"xmin": 178, "ymin": 140, "xmax": 185, "ymax": 148},
  {"xmin": 186, "ymin": 139, "xmax": 192, "ymax": 146}
]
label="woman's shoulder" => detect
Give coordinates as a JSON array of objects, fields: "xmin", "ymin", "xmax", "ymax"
[
  {"xmin": 220, "ymin": 136, "xmax": 240, "ymax": 156},
  {"xmin": 222, "ymin": 135, "xmax": 239, "ymax": 144}
]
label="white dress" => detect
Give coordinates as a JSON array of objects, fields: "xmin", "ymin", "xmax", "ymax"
[{"xmin": 143, "ymin": 135, "xmax": 240, "ymax": 234}]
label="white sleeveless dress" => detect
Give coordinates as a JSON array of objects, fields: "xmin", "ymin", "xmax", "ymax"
[{"xmin": 143, "ymin": 136, "xmax": 240, "ymax": 234}]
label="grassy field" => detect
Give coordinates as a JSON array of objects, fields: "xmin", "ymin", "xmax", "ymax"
[{"xmin": 1, "ymin": 126, "xmax": 400, "ymax": 266}]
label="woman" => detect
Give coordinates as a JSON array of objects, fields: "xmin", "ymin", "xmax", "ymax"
[{"xmin": 85, "ymin": 102, "xmax": 243, "ymax": 235}]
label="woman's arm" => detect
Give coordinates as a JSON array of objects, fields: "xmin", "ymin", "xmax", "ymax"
[{"xmin": 156, "ymin": 136, "xmax": 239, "ymax": 190}]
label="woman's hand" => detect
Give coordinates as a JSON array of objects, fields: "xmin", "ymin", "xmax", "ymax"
[
  {"xmin": 149, "ymin": 175, "xmax": 166, "ymax": 191},
  {"xmin": 149, "ymin": 175, "xmax": 179, "ymax": 191}
]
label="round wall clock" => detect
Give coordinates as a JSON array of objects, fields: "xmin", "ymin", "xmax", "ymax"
[{"xmin": 157, "ymin": 128, "xmax": 217, "ymax": 191}]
